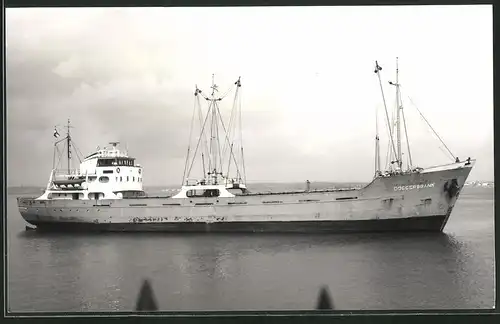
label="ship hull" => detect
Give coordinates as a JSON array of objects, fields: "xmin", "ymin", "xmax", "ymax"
[
  {"xmin": 17, "ymin": 161, "xmax": 473, "ymax": 233},
  {"xmin": 26, "ymin": 216, "xmax": 446, "ymax": 233}
]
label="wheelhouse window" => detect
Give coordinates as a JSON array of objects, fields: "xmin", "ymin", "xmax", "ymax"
[
  {"xmin": 97, "ymin": 159, "xmax": 114, "ymax": 167},
  {"xmin": 97, "ymin": 158, "xmax": 135, "ymax": 167},
  {"xmin": 117, "ymin": 158, "xmax": 135, "ymax": 166},
  {"xmin": 186, "ymin": 189, "xmax": 220, "ymax": 198}
]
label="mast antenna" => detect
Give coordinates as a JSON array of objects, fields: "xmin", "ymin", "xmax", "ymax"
[{"xmin": 211, "ymin": 73, "xmax": 219, "ymax": 97}]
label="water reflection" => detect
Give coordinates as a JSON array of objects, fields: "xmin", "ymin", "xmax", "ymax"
[{"xmin": 10, "ymin": 227, "xmax": 494, "ymax": 311}]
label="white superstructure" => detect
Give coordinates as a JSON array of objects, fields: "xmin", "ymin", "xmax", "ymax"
[{"xmin": 36, "ymin": 121, "xmax": 144, "ymax": 201}]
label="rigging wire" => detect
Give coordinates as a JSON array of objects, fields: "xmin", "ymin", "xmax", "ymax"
[
  {"xmin": 55, "ymin": 141, "xmax": 66, "ymax": 170},
  {"xmin": 221, "ymin": 84, "xmax": 239, "ymax": 163},
  {"xmin": 218, "ymin": 84, "xmax": 235, "ymax": 101},
  {"xmin": 400, "ymin": 104, "xmax": 413, "ymax": 169},
  {"xmin": 208, "ymin": 99, "xmax": 214, "ymax": 173},
  {"xmin": 181, "ymin": 88, "xmax": 199, "ymax": 185},
  {"xmin": 215, "ymin": 102, "xmax": 243, "ymax": 181},
  {"xmin": 196, "ymin": 93, "xmax": 208, "ymax": 177},
  {"xmin": 215, "ymin": 100, "xmax": 224, "ymax": 176},
  {"xmin": 239, "ymin": 86, "xmax": 247, "ymax": 184},
  {"xmin": 53, "ymin": 143, "xmax": 57, "ymax": 170},
  {"xmin": 225, "ymin": 143, "xmax": 234, "ymax": 184},
  {"xmin": 400, "ymin": 86, "xmax": 456, "ymax": 161},
  {"xmin": 183, "ymin": 76, "xmax": 245, "ymax": 184},
  {"xmin": 374, "ymin": 61, "xmax": 398, "ymax": 167},
  {"xmin": 384, "ymin": 103, "xmax": 396, "ymax": 170},
  {"xmin": 224, "ymin": 83, "xmax": 242, "ymax": 178},
  {"xmin": 52, "ymin": 136, "xmax": 67, "ymax": 169},
  {"xmin": 70, "ymin": 140, "xmax": 85, "ymax": 164},
  {"xmin": 186, "ymin": 102, "xmax": 213, "ymax": 179},
  {"xmin": 374, "ymin": 103, "xmax": 381, "ymax": 175}
]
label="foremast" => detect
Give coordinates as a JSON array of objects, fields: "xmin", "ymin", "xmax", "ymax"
[{"xmin": 373, "ymin": 58, "xmax": 460, "ymax": 177}]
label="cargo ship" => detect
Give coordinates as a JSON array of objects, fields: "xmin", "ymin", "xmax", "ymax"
[{"xmin": 17, "ymin": 59, "xmax": 475, "ymax": 232}]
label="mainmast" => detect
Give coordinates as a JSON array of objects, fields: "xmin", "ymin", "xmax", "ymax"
[
  {"xmin": 210, "ymin": 74, "xmax": 218, "ymax": 183},
  {"xmin": 183, "ymin": 75, "xmax": 246, "ymax": 186}
]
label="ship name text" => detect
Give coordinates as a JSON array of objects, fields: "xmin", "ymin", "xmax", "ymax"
[{"xmin": 393, "ymin": 183, "xmax": 435, "ymax": 191}]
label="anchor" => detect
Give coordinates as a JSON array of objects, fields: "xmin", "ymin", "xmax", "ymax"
[{"xmin": 443, "ymin": 179, "xmax": 460, "ymax": 199}]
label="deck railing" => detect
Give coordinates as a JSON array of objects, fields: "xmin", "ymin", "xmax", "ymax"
[
  {"xmin": 135, "ymin": 278, "xmax": 334, "ymax": 311},
  {"xmin": 52, "ymin": 169, "xmax": 99, "ymax": 178},
  {"xmin": 53, "ymin": 169, "xmax": 84, "ymax": 177}
]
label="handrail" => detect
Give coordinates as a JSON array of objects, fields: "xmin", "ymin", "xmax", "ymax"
[{"xmin": 53, "ymin": 169, "xmax": 83, "ymax": 176}]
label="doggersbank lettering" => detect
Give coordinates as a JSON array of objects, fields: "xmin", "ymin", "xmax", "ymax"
[{"xmin": 393, "ymin": 183, "xmax": 435, "ymax": 191}]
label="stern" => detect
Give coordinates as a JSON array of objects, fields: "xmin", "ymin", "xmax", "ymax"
[{"xmin": 17, "ymin": 197, "xmax": 40, "ymax": 226}]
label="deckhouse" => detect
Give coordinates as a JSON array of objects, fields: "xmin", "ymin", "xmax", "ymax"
[{"xmin": 37, "ymin": 120, "xmax": 145, "ymax": 201}]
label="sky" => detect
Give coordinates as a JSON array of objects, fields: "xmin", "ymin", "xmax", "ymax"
[{"xmin": 6, "ymin": 5, "xmax": 493, "ymax": 187}]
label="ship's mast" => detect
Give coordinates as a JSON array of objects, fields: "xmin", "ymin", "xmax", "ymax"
[
  {"xmin": 396, "ymin": 58, "xmax": 402, "ymax": 170},
  {"xmin": 52, "ymin": 119, "xmax": 85, "ymax": 174},
  {"xmin": 209, "ymin": 74, "xmax": 220, "ymax": 184},
  {"xmin": 388, "ymin": 57, "xmax": 402, "ymax": 170},
  {"xmin": 374, "ymin": 58, "xmax": 461, "ymax": 173},
  {"xmin": 374, "ymin": 61, "xmax": 398, "ymax": 172},
  {"xmin": 374, "ymin": 104, "xmax": 381, "ymax": 177},
  {"xmin": 65, "ymin": 119, "xmax": 73, "ymax": 174},
  {"xmin": 388, "ymin": 57, "xmax": 414, "ymax": 171},
  {"xmin": 183, "ymin": 75, "xmax": 245, "ymax": 186}
]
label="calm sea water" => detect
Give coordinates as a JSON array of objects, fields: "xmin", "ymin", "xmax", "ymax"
[{"xmin": 6, "ymin": 184, "xmax": 495, "ymax": 312}]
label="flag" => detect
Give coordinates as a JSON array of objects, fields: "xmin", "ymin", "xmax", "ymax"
[{"xmin": 53, "ymin": 128, "xmax": 60, "ymax": 138}]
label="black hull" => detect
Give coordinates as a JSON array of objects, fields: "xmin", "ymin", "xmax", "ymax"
[{"xmin": 27, "ymin": 216, "xmax": 446, "ymax": 233}]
